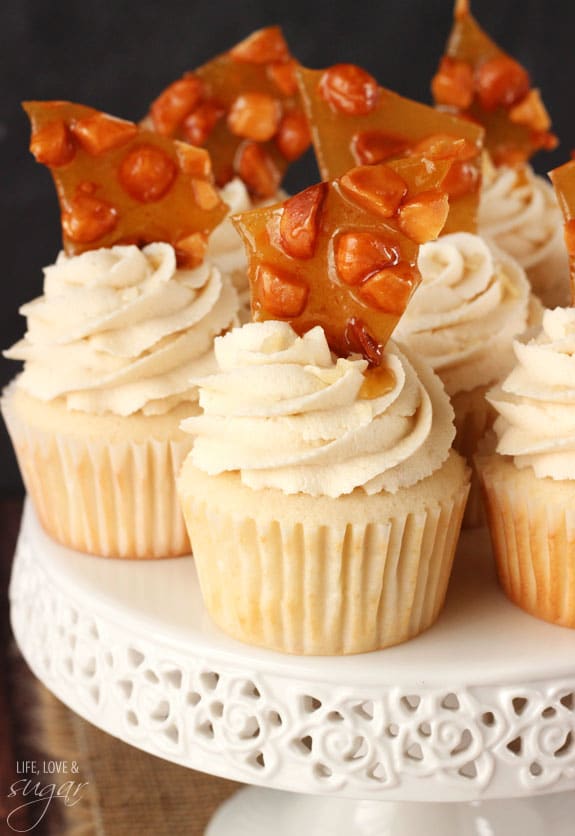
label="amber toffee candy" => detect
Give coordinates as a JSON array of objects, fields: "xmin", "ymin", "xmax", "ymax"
[
  {"xmin": 24, "ymin": 101, "xmax": 227, "ymax": 266},
  {"xmin": 431, "ymin": 0, "xmax": 557, "ymax": 166},
  {"xmin": 143, "ymin": 26, "xmax": 310, "ymax": 198},
  {"xmin": 297, "ymin": 63, "xmax": 484, "ymax": 235},
  {"xmin": 233, "ymin": 157, "xmax": 451, "ymax": 365},
  {"xmin": 549, "ymin": 161, "xmax": 575, "ymax": 305}
]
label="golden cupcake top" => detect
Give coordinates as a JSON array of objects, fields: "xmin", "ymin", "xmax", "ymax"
[
  {"xmin": 232, "ymin": 155, "xmax": 451, "ymax": 365},
  {"xmin": 24, "ymin": 100, "xmax": 227, "ymax": 266},
  {"xmin": 297, "ymin": 62, "xmax": 484, "ymax": 234},
  {"xmin": 432, "ymin": 0, "xmax": 557, "ymax": 166},
  {"xmin": 142, "ymin": 26, "xmax": 310, "ymax": 198},
  {"xmin": 549, "ymin": 159, "xmax": 575, "ymax": 304}
]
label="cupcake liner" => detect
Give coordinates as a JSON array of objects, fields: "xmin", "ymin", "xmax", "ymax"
[
  {"xmin": 477, "ymin": 453, "xmax": 575, "ymax": 627},
  {"xmin": 3, "ymin": 394, "xmax": 192, "ymax": 559},
  {"xmin": 451, "ymin": 384, "xmax": 495, "ymax": 528},
  {"xmin": 179, "ymin": 458, "xmax": 470, "ymax": 655}
]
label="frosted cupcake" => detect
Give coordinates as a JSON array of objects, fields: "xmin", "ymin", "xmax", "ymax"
[
  {"xmin": 3, "ymin": 243, "xmax": 238, "ymax": 558},
  {"xmin": 394, "ymin": 231, "xmax": 538, "ymax": 526},
  {"xmin": 477, "ymin": 307, "xmax": 575, "ymax": 627},
  {"xmin": 178, "ymin": 322, "xmax": 469, "ymax": 654},
  {"xmin": 432, "ymin": 2, "xmax": 562, "ymax": 305},
  {"xmin": 178, "ymin": 146, "xmax": 471, "ymax": 651},
  {"xmin": 142, "ymin": 28, "xmax": 314, "ymax": 325},
  {"xmin": 2, "ymin": 100, "xmax": 237, "ymax": 558},
  {"xmin": 479, "ymin": 161, "xmax": 569, "ymax": 309}
]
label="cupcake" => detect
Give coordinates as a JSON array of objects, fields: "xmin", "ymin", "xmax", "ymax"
[
  {"xmin": 142, "ymin": 28, "xmax": 311, "ymax": 323},
  {"xmin": 477, "ymin": 307, "xmax": 575, "ymax": 627},
  {"xmin": 142, "ymin": 26, "xmax": 310, "ymax": 200},
  {"xmin": 296, "ymin": 61, "xmax": 484, "ymax": 236},
  {"xmin": 179, "ymin": 153, "xmax": 470, "ymax": 654},
  {"xmin": 393, "ymin": 231, "xmax": 539, "ymax": 526},
  {"xmin": 479, "ymin": 160, "xmax": 569, "ymax": 309},
  {"xmin": 179, "ymin": 322, "xmax": 469, "ymax": 654},
  {"xmin": 2, "ymin": 101, "xmax": 238, "ymax": 558},
  {"xmin": 431, "ymin": 1, "xmax": 557, "ymax": 170},
  {"xmin": 432, "ymin": 1, "xmax": 562, "ymax": 306}
]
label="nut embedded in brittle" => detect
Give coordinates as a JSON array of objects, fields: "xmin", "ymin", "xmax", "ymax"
[
  {"xmin": 398, "ymin": 191, "xmax": 450, "ymax": 244},
  {"xmin": 297, "ymin": 63, "xmax": 484, "ymax": 235},
  {"xmin": 340, "ymin": 165, "xmax": 408, "ymax": 219},
  {"xmin": 227, "ymin": 93, "xmax": 283, "ymax": 142},
  {"xmin": 24, "ymin": 100, "xmax": 227, "ymax": 265},
  {"xmin": 318, "ymin": 64, "xmax": 380, "ymax": 115},
  {"xmin": 475, "ymin": 55, "xmax": 530, "ymax": 111},
  {"xmin": 431, "ymin": 57, "xmax": 474, "ymax": 110},
  {"xmin": 143, "ymin": 26, "xmax": 311, "ymax": 197},
  {"xmin": 351, "ymin": 130, "xmax": 409, "ymax": 167},
  {"xmin": 335, "ymin": 232, "xmax": 400, "ymax": 286},
  {"xmin": 151, "ymin": 75, "xmax": 205, "ymax": 137},
  {"xmin": 431, "ymin": 0, "xmax": 557, "ymax": 166},
  {"xmin": 71, "ymin": 113, "xmax": 139, "ymax": 155},
  {"xmin": 30, "ymin": 120, "xmax": 76, "ymax": 167},
  {"xmin": 279, "ymin": 184, "xmax": 327, "ymax": 259},
  {"xmin": 62, "ymin": 187, "xmax": 118, "ymax": 243},
  {"xmin": 232, "ymin": 156, "xmax": 451, "ymax": 365}
]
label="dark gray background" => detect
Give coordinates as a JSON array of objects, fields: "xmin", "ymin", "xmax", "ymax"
[{"xmin": 1, "ymin": 0, "xmax": 572, "ymax": 495}]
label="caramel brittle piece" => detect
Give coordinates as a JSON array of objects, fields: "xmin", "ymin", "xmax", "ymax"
[
  {"xmin": 24, "ymin": 101, "xmax": 227, "ymax": 266},
  {"xmin": 549, "ymin": 161, "xmax": 575, "ymax": 305},
  {"xmin": 143, "ymin": 26, "xmax": 310, "ymax": 198},
  {"xmin": 431, "ymin": 0, "xmax": 557, "ymax": 166},
  {"xmin": 297, "ymin": 64, "xmax": 484, "ymax": 234},
  {"xmin": 233, "ymin": 157, "xmax": 451, "ymax": 364}
]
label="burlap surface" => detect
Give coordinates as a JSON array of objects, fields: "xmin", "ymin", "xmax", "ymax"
[
  {"xmin": 1, "ymin": 501, "xmax": 239, "ymax": 835},
  {"xmin": 5, "ymin": 647, "xmax": 239, "ymax": 836}
]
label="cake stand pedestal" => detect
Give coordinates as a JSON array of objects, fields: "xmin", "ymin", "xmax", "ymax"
[{"xmin": 10, "ymin": 502, "xmax": 575, "ymax": 835}]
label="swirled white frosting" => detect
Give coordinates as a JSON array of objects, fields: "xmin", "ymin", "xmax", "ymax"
[
  {"xmin": 5, "ymin": 243, "xmax": 239, "ymax": 416},
  {"xmin": 181, "ymin": 321, "xmax": 455, "ymax": 497},
  {"xmin": 489, "ymin": 307, "xmax": 575, "ymax": 480},
  {"xmin": 207, "ymin": 178, "xmax": 252, "ymax": 310},
  {"xmin": 479, "ymin": 164, "xmax": 562, "ymax": 270},
  {"xmin": 394, "ymin": 232, "xmax": 531, "ymax": 396}
]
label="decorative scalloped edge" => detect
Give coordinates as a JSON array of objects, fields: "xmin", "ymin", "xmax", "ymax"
[{"xmin": 9, "ymin": 509, "xmax": 575, "ymax": 802}]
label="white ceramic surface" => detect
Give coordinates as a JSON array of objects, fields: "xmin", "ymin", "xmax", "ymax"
[
  {"xmin": 206, "ymin": 786, "xmax": 575, "ymax": 836},
  {"xmin": 9, "ymin": 501, "xmax": 575, "ymax": 809}
]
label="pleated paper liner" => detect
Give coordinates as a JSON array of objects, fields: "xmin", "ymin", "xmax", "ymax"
[
  {"xmin": 179, "ymin": 452, "xmax": 470, "ymax": 655},
  {"xmin": 2, "ymin": 384, "xmax": 194, "ymax": 559},
  {"xmin": 478, "ymin": 453, "xmax": 575, "ymax": 627}
]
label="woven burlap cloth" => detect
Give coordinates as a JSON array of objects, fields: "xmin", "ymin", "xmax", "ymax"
[{"xmin": 7, "ymin": 645, "xmax": 239, "ymax": 835}]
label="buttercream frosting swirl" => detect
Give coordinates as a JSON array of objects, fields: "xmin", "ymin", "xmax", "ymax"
[
  {"xmin": 479, "ymin": 164, "xmax": 562, "ymax": 271},
  {"xmin": 394, "ymin": 232, "xmax": 532, "ymax": 396},
  {"xmin": 489, "ymin": 307, "xmax": 575, "ymax": 480},
  {"xmin": 5, "ymin": 243, "xmax": 239, "ymax": 416},
  {"xmin": 181, "ymin": 321, "xmax": 455, "ymax": 497}
]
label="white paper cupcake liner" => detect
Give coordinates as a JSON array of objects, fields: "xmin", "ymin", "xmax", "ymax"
[
  {"xmin": 478, "ymin": 454, "xmax": 575, "ymax": 627},
  {"xmin": 179, "ymin": 462, "xmax": 470, "ymax": 655},
  {"xmin": 3, "ymin": 397, "xmax": 192, "ymax": 559}
]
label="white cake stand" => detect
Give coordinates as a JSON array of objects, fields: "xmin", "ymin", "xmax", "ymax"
[{"xmin": 9, "ymin": 501, "xmax": 575, "ymax": 835}]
